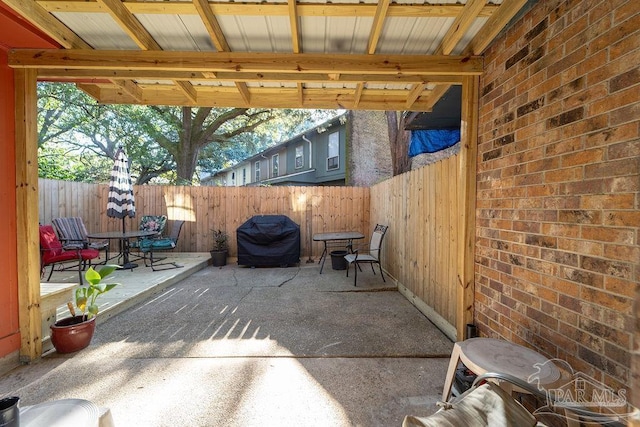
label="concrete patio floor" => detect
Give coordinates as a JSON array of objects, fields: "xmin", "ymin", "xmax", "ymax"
[{"xmin": 1, "ymin": 254, "xmax": 454, "ymax": 426}]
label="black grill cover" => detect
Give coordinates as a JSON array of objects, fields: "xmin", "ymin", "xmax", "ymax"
[{"xmin": 236, "ymin": 215, "xmax": 300, "ymax": 267}]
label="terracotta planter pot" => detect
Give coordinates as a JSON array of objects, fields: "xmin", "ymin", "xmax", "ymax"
[{"xmin": 50, "ymin": 315, "xmax": 96, "ymax": 353}]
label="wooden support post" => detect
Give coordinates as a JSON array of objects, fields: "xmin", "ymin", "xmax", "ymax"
[
  {"xmin": 456, "ymin": 75, "xmax": 478, "ymax": 340},
  {"xmin": 15, "ymin": 69, "xmax": 42, "ymax": 361}
]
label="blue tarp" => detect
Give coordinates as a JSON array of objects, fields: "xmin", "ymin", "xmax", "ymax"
[{"xmin": 409, "ymin": 129, "xmax": 460, "ymax": 157}]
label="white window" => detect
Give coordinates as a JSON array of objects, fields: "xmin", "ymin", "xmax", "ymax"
[
  {"xmin": 272, "ymin": 154, "xmax": 279, "ymax": 177},
  {"xmin": 254, "ymin": 161, "xmax": 261, "ymax": 182},
  {"xmin": 295, "ymin": 145, "xmax": 304, "ymax": 169},
  {"xmin": 327, "ymin": 131, "xmax": 339, "ymax": 170}
]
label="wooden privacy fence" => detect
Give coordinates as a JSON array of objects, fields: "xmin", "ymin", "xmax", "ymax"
[
  {"xmin": 40, "ymin": 152, "xmax": 464, "ymax": 338},
  {"xmin": 38, "ymin": 179, "xmax": 370, "ymax": 259},
  {"xmin": 369, "ymin": 153, "xmax": 461, "ymax": 339}
]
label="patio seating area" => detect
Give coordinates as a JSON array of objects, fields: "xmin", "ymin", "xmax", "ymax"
[{"xmin": 3, "ymin": 255, "xmax": 455, "ymax": 426}]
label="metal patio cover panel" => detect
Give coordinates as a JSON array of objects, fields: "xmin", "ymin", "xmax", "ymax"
[{"xmin": 4, "ymin": 0, "xmax": 531, "ymax": 110}]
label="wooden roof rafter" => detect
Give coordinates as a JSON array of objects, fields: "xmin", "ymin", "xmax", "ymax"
[
  {"xmin": 36, "ymin": 0, "xmax": 501, "ymax": 18},
  {"xmin": 1, "ymin": 0, "xmax": 144, "ymax": 100},
  {"xmin": 3, "ymin": 0, "xmax": 532, "ymax": 110}
]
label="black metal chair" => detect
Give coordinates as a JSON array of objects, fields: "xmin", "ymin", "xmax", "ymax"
[
  {"xmin": 140, "ymin": 220, "xmax": 185, "ymax": 271},
  {"xmin": 344, "ymin": 224, "xmax": 388, "ymax": 286}
]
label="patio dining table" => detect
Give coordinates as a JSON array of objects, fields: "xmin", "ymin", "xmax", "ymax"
[
  {"xmin": 313, "ymin": 231, "xmax": 365, "ymax": 273},
  {"xmin": 87, "ymin": 230, "xmax": 157, "ymax": 270}
]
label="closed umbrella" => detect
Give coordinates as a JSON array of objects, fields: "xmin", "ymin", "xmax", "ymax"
[
  {"xmin": 107, "ymin": 147, "xmax": 136, "ymax": 231},
  {"xmin": 106, "ymin": 147, "xmax": 137, "ymax": 269}
]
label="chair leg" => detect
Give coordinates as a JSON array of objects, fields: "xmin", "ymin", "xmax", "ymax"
[
  {"xmin": 353, "ymin": 261, "xmax": 358, "ymax": 286},
  {"xmin": 370, "ymin": 263, "xmax": 376, "ymax": 275},
  {"xmin": 378, "ymin": 262, "xmax": 385, "ymax": 282},
  {"xmin": 77, "ymin": 259, "xmax": 84, "ymax": 285},
  {"xmin": 46, "ymin": 265, "xmax": 55, "ymax": 281}
]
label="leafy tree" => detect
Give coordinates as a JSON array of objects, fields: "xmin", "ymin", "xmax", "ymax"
[{"xmin": 37, "ymin": 82, "xmax": 336, "ymax": 185}]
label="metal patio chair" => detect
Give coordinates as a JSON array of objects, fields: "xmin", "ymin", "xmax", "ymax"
[
  {"xmin": 130, "ymin": 214, "xmax": 168, "ymax": 253},
  {"xmin": 344, "ymin": 224, "xmax": 388, "ymax": 286},
  {"xmin": 39, "ymin": 224, "xmax": 100, "ymax": 284},
  {"xmin": 140, "ymin": 220, "xmax": 185, "ymax": 271},
  {"xmin": 52, "ymin": 217, "xmax": 109, "ymax": 263}
]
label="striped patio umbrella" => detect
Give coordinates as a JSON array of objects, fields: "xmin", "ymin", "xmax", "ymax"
[{"xmin": 107, "ymin": 147, "xmax": 136, "ymax": 233}]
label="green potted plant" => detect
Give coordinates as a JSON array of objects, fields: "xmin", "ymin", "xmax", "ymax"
[
  {"xmin": 210, "ymin": 229, "xmax": 229, "ymax": 267},
  {"xmin": 49, "ymin": 265, "xmax": 120, "ymax": 353}
]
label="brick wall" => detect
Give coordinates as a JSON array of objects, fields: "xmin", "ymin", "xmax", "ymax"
[{"xmin": 476, "ymin": 0, "xmax": 639, "ymax": 397}]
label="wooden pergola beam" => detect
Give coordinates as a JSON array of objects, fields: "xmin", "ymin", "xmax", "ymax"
[
  {"xmin": 467, "ymin": 0, "xmax": 528, "ymax": 55},
  {"xmin": 9, "ymin": 50, "xmax": 484, "ymax": 75},
  {"xmin": 193, "ymin": 0, "xmax": 230, "ymax": 52},
  {"xmin": 288, "ymin": 0, "xmax": 301, "ymax": 53},
  {"xmin": 37, "ymin": 0, "xmax": 500, "ymax": 18},
  {"xmin": 367, "ymin": 0, "xmax": 390, "ymax": 55},
  {"xmin": 437, "ymin": 0, "xmax": 485, "ymax": 56},
  {"xmin": 36, "ymin": 69, "xmax": 466, "ymax": 84}
]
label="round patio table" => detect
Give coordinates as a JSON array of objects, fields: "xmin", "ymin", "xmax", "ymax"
[{"xmin": 87, "ymin": 230, "xmax": 157, "ymax": 270}]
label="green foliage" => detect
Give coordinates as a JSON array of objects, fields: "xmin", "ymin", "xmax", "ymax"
[
  {"xmin": 73, "ymin": 265, "xmax": 119, "ymax": 319},
  {"xmin": 211, "ymin": 229, "xmax": 229, "ymax": 251},
  {"xmin": 37, "ymin": 82, "xmax": 339, "ymax": 185}
]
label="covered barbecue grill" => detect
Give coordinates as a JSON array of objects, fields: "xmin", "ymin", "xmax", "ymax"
[{"xmin": 236, "ymin": 215, "xmax": 300, "ymax": 267}]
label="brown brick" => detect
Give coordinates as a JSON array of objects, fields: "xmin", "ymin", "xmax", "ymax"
[
  {"xmin": 557, "ymin": 238, "xmax": 603, "ymax": 257},
  {"xmin": 581, "ymin": 286, "xmax": 632, "ymax": 313},
  {"xmin": 483, "ymin": 147, "xmax": 502, "ymax": 162},
  {"xmin": 585, "ymin": 157, "xmax": 640, "ymax": 179},
  {"xmin": 581, "ymin": 194, "xmax": 635, "ymax": 210},
  {"xmin": 559, "ymin": 293, "xmax": 581, "ymax": 313},
  {"xmin": 542, "ymin": 275, "xmax": 580, "ymax": 298},
  {"xmin": 558, "ymin": 210, "xmax": 602, "ymax": 225},
  {"xmin": 603, "ymin": 211, "xmax": 640, "ymax": 227},
  {"xmin": 545, "ymin": 137, "xmax": 583, "ymax": 156},
  {"xmin": 562, "ymin": 267, "xmax": 604, "ymax": 288},
  {"xmin": 610, "ymin": 102, "xmax": 640, "ymax": 127},
  {"xmin": 604, "ymin": 276, "xmax": 638, "ymax": 299},
  {"xmin": 506, "ymin": 45, "xmax": 529, "ymax": 70},
  {"xmin": 608, "ymin": 139, "xmax": 640, "ymax": 160},
  {"xmin": 604, "ymin": 244, "xmax": 640, "ymax": 264},
  {"xmin": 559, "ymin": 179, "xmax": 605, "ymax": 195},
  {"xmin": 582, "ymin": 226, "xmax": 635, "ymax": 245},
  {"xmin": 541, "ymin": 248, "xmax": 579, "ymax": 267},
  {"xmin": 527, "ymin": 183, "xmax": 558, "ymax": 197},
  {"xmin": 547, "ymin": 107, "xmax": 584, "ymax": 129},
  {"xmin": 581, "ymin": 255, "xmax": 632, "ymax": 279},
  {"xmin": 526, "ymin": 258, "xmax": 557, "ymax": 275},
  {"xmin": 525, "ymin": 234, "xmax": 557, "ymax": 248},
  {"xmin": 604, "ymin": 341, "xmax": 630, "ymax": 367},
  {"xmin": 526, "ymin": 306, "xmax": 558, "ymax": 329},
  {"xmin": 610, "ymin": 67, "xmax": 640, "ymax": 93},
  {"xmin": 541, "ymin": 222, "xmax": 580, "ymax": 238},
  {"xmin": 544, "ymin": 166, "xmax": 583, "ymax": 183},
  {"xmin": 607, "ymin": 162, "xmax": 638, "ymax": 189},
  {"xmin": 513, "ymin": 220, "xmax": 541, "ymax": 233},
  {"xmin": 494, "ymin": 133, "xmax": 514, "ymax": 147},
  {"xmin": 561, "ymin": 147, "xmax": 604, "ymax": 167}
]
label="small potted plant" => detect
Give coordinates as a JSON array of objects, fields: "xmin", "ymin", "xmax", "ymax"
[
  {"xmin": 210, "ymin": 229, "xmax": 229, "ymax": 267},
  {"xmin": 49, "ymin": 265, "xmax": 120, "ymax": 353}
]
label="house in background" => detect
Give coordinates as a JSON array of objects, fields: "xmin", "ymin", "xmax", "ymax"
[{"xmin": 208, "ymin": 113, "xmax": 350, "ymax": 186}]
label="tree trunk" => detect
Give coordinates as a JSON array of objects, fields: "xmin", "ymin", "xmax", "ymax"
[{"xmin": 385, "ymin": 111, "xmax": 412, "ymax": 176}]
